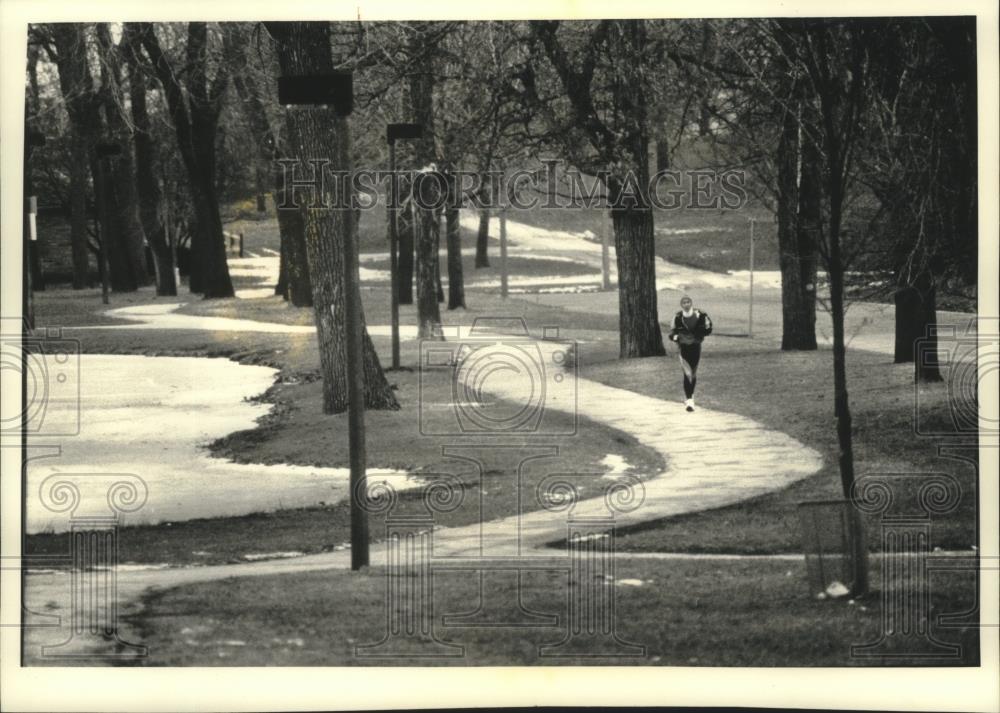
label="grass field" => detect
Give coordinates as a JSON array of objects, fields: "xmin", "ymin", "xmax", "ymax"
[{"xmin": 123, "ymin": 556, "xmax": 978, "ymax": 666}]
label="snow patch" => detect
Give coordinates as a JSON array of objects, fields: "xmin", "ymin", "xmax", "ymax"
[{"xmin": 25, "ymin": 355, "xmax": 424, "ymax": 532}]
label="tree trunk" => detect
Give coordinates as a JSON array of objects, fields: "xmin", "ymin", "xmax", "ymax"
[
  {"xmin": 275, "ymin": 234, "xmax": 289, "ymax": 298},
  {"xmin": 826, "ymin": 184, "xmax": 856, "ymax": 501},
  {"xmin": 67, "ymin": 134, "xmax": 92, "ymax": 289},
  {"xmin": 415, "ymin": 200, "xmax": 443, "ymax": 338},
  {"xmin": 408, "ymin": 61, "xmax": 443, "ymax": 334},
  {"xmin": 894, "ymin": 272, "xmax": 942, "ymax": 382},
  {"xmin": 446, "ymin": 206, "xmax": 465, "ymax": 309},
  {"xmin": 397, "ymin": 195, "xmax": 415, "ymax": 304},
  {"xmin": 475, "ymin": 207, "xmax": 490, "ymax": 268},
  {"xmin": 268, "ymin": 21, "xmax": 398, "ymax": 412},
  {"xmin": 776, "ymin": 90, "xmax": 819, "ymax": 350},
  {"xmin": 274, "ymin": 169, "xmax": 313, "ymax": 306},
  {"xmin": 435, "ymin": 214, "xmax": 445, "ymax": 304},
  {"xmin": 654, "ymin": 137, "xmax": 670, "ymax": 173},
  {"xmin": 611, "ymin": 205, "xmax": 665, "ymax": 358}
]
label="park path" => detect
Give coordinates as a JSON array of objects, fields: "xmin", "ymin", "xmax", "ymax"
[{"xmin": 457, "ymin": 212, "xmax": 784, "ymax": 291}]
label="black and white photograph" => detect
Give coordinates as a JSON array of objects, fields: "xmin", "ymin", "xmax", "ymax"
[{"xmin": 0, "ymin": 0, "xmax": 997, "ymax": 710}]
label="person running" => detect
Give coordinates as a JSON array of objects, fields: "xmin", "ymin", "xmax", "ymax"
[{"xmin": 667, "ymin": 295, "xmax": 713, "ymax": 412}]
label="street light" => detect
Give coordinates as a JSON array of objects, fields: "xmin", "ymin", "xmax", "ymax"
[
  {"xmin": 96, "ymin": 141, "xmax": 122, "ymax": 306},
  {"xmin": 385, "ymin": 123, "xmax": 423, "ymax": 370},
  {"xmin": 277, "ymin": 73, "xmax": 371, "ymax": 570}
]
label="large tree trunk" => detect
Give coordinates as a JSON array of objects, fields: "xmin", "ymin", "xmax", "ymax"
[
  {"xmin": 122, "ymin": 25, "xmax": 176, "ymax": 296},
  {"xmin": 894, "ymin": 271, "xmax": 942, "ymax": 381},
  {"xmin": 611, "ymin": 204, "xmax": 665, "ymax": 358},
  {"xmin": 776, "ymin": 89, "xmax": 819, "ymax": 350},
  {"xmin": 268, "ymin": 21, "xmax": 398, "ymax": 412},
  {"xmin": 475, "ymin": 207, "xmax": 490, "ymax": 268},
  {"xmin": 445, "ymin": 206, "xmax": 465, "ymax": 309}
]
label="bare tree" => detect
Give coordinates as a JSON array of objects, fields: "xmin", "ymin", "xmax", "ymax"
[
  {"xmin": 136, "ymin": 22, "xmax": 235, "ymax": 298},
  {"xmin": 229, "ymin": 23, "xmax": 312, "ymax": 306},
  {"xmin": 41, "ymin": 23, "xmax": 99, "ymax": 290},
  {"xmin": 95, "ymin": 23, "xmax": 151, "ymax": 293},
  {"xmin": 525, "ymin": 20, "xmax": 666, "ymax": 358},
  {"xmin": 266, "ymin": 21, "xmax": 399, "ymax": 412}
]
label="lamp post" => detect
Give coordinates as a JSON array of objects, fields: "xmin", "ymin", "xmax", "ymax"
[
  {"xmin": 278, "ymin": 73, "xmax": 371, "ymax": 570},
  {"xmin": 96, "ymin": 141, "xmax": 122, "ymax": 306},
  {"xmin": 386, "ymin": 123, "xmax": 422, "ymax": 370}
]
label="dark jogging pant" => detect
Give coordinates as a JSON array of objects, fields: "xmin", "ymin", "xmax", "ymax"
[{"xmin": 678, "ymin": 342, "xmax": 702, "ymax": 399}]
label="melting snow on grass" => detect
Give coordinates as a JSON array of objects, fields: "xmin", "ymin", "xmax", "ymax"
[{"xmin": 25, "ymin": 354, "xmax": 423, "ymax": 533}]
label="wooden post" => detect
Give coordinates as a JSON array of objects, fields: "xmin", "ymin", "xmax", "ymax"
[
  {"xmin": 338, "ymin": 115, "xmax": 368, "ymax": 571},
  {"xmin": 748, "ymin": 218, "xmax": 755, "ymax": 338},
  {"xmin": 499, "ymin": 208, "xmax": 508, "ymax": 299}
]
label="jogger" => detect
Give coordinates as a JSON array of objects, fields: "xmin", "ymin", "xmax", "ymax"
[{"xmin": 667, "ymin": 295, "xmax": 712, "ymax": 412}]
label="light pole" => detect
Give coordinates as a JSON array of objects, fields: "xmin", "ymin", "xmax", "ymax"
[
  {"xmin": 278, "ymin": 72, "xmax": 370, "ymax": 570},
  {"xmin": 96, "ymin": 141, "xmax": 122, "ymax": 306},
  {"xmin": 386, "ymin": 123, "xmax": 422, "ymax": 370}
]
